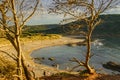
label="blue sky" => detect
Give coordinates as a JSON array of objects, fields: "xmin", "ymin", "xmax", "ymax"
[{"xmin": 26, "ymin": 2, "xmax": 120, "ymax": 25}]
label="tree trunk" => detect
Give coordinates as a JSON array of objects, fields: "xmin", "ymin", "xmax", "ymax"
[
  {"xmin": 15, "ymin": 35, "xmax": 23, "ymax": 80},
  {"xmin": 85, "ymin": 27, "xmax": 95, "ymax": 74},
  {"xmin": 21, "ymin": 54, "xmax": 35, "ymax": 80},
  {"xmin": 16, "ymin": 35, "xmax": 34, "ymax": 80},
  {"xmin": 15, "ymin": 36, "xmax": 34, "ymax": 80}
]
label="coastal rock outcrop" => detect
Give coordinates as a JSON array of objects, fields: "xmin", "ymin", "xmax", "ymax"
[{"xmin": 103, "ymin": 61, "xmax": 120, "ymax": 72}]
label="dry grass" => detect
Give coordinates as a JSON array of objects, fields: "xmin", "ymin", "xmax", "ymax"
[
  {"xmin": 0, "ymin": 38, "xmax": 10, "ymax": 45},
  {"xmin": 0, "ymin": 34, "xmax": 62, "ymax": 46},
  {"xmin": 20, "ymin": 34, "xmax": 62, "ymax": 42},
  {"xmin": 0, "ymin": 56, "xmax": 16, "ymax": 80}
]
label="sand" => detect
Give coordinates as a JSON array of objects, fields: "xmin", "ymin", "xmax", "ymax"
[{"xmin": 0, "ymin": 36, "xmax": 84, "ymax": 78}]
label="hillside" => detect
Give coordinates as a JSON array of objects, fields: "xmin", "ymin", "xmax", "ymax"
[
  {"xmin": 22, "ymin": 24, "xmax": 60, "ymax": 34},
  {"xmin": 42, "ymin": 14, "xmax": 120, "ymax": 36},
  {"xmin": 20, "ymin": 24, "xmax": 60, "ymax": 37},
  {"xmin": 93, "ymin": 14, "xmax": 120, "ymax": 36}
]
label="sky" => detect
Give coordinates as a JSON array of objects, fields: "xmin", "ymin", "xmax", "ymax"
[{"xmin": 26, "ymin": 1, "xmax": 120, "ymax": 25}]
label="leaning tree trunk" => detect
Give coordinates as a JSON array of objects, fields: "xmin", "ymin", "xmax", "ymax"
[
  {"xmin": 16, "ymin": 35, "xmax": 34, "ymax": 80},
  {"xmin": 15, "ymin": 35, "xmax": 23, "ymax": 80},
  {"xmin": 85, "ymin": 27, "xmax": 95, "ymax": 74}
]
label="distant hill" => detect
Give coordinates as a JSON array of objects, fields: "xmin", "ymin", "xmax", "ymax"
[
  {"xmin": 42, "ymin": 14, "xmax": 120, "ymax": 36},
  {"xmin": 1, "ymin": 14, "xmax": 119, "ymax": 38},
  {"xmin": 93, "ymin": 14, "xmax": 120, "ymax": 36},
  {"xmin": 21, "ymin": 24, "xmax": 60, "ymax": 36},
  {"xmin": 23, "ymin": 24, "xmax": 60, "ymax": 33}
]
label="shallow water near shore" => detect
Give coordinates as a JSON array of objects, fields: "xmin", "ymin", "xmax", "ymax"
[{"xmin": 31, "ymin": 37, "xmax": 120, "ymax": 74}]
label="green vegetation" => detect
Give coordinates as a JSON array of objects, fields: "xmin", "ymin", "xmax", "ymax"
[
  {"xmin": 40, "ymin": 14, "xmax": 120, "ymax": 36},
  {"xmin": 22, "ymin": 24, "xmax": 60, "ymax": 36},
  {"xmin": 93, "ymin": 14, "xmax": 120, "ymax": 36}
]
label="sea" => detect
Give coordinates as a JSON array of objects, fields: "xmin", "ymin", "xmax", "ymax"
[{"xmin": 31, "ymin": 36, "xmax": 120, "ymax": 74}]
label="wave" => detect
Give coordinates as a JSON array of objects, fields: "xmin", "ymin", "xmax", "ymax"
[{"xmin": 92, "ymin": 39, "xmax": 104, "ymax": 48}]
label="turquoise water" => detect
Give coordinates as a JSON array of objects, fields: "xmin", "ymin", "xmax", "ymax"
[{"xmin": 31, "ymin": 37, "xmax": 120, "ymax": 74}]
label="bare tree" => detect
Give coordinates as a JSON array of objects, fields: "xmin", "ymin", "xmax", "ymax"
[
  {"xmin": 0, "ymin": 0, "xmax": 39, "ymax": 80},
  {"xmin": 50, "ymin": 0, "xmax": 120, "ymax": 74}
]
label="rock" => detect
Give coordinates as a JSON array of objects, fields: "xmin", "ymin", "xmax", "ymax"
[
  {"xmin": 66, "ymin": 43, "xmax": 77, "ymax": 47},
  {"xmin": 51, "ymin": 63, "xmax": 59, "ymax": 69},
  {"xmin": 48, "ymin": 57, "xmax": 55, "ymax": 61},
  {"xmin": 103, "ymin": 61, "xmax": 120, "ymax": 72},
  {"xmin": 34, "ymin": 57, "xmax": 45, "ymax": 61}
]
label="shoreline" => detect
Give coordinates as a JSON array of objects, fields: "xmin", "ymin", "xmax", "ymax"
[
  {"xmin": 23, "ymin": 37, "xmax": 84, "ymax": 77},
  {"xmin": 0, "ymin": 36, "xmax": 84, "ymax": 78},
  {"xmin": 1, "ymin": 36, "xmax": 120, "ymax": 79}
]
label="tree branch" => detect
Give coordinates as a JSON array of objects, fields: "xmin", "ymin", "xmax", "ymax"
[
  {"xmin": 70, "ymin": 65, "xmax": 80, "ymax": 72},
  {"xmin": 69, "ymin": 57, "xmax": 85, "ymax": 66},
  {"xmin": 20, "ymin": 0, "xmax": 39, "ymax": 28}
]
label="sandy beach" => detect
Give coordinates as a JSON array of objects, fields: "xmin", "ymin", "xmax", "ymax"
[{"xmin": 0, "ymin": 36, "xmax": 84, "ymax": 78}]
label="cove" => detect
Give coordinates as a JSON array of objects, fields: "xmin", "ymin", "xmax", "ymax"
[{"xmin": 31, "ymin": 37, "xmax": 120, "ymax": 74}]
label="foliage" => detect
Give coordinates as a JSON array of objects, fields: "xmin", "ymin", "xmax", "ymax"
[
  {"xmin": 22, "ymin": 24, "xmax": 60, "ymax": 34},
  {"xmin": 93, "ymin": 14, "xmax": 120, "ymax": 36}
]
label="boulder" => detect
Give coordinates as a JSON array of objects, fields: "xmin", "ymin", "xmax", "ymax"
[
  {"xmin": 48, "ymin": 57, "xmax": 55, "ymax": 61},
  {"xmin": 103, "ymin": 61, "xmax": 120, "ymax": 72}
]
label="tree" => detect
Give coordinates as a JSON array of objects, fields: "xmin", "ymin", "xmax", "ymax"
[
  {"xmin": 50, "ymin": 0, "xmax": 120, "ymax": 74},
  {"xmin": 0, "ymin": 0, "xmax": 39, "ymax": 80}
]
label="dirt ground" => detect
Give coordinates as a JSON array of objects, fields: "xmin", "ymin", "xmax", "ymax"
[{"xmin": 41, "ymin": 73, "xmax": 120, "ymax": 80}]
